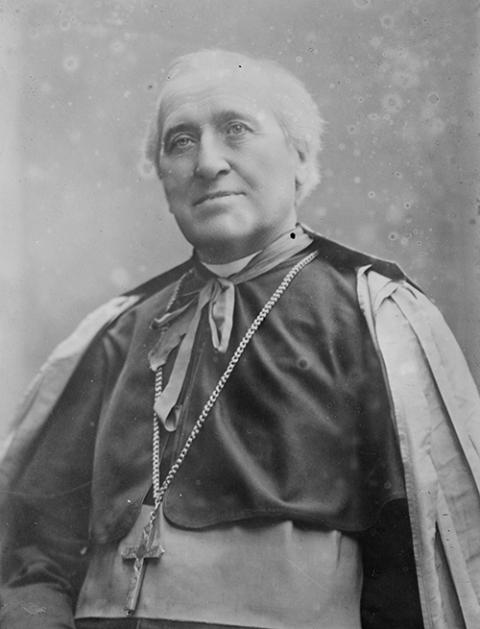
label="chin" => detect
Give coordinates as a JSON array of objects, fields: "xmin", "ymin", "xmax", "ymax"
[{"xmin": 187, "ymin": 215, "xmax": 254, "ymax": 244}]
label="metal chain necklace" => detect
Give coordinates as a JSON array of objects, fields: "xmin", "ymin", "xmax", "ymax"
[{"xmin": 122, "ymin": 249, "xmax": 318, "ymax": 615}]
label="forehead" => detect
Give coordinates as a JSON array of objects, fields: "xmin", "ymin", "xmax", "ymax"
[{"xmin": 159, "ymin": 70, "xmax": 278, "ymax": 133}]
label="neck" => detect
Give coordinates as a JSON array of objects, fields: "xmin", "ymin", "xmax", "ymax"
[
  {"xmin": 201, "ymin": 251, "xmax": 259, "ymax": 278},
  {"xmin": 196, "ymin": 225, "xmax": 298, "ymax": 264}
]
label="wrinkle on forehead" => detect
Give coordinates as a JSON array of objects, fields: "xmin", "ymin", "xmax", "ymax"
[{"xmin": 158, "ymin": 71, "xmax": 278, "ymax": 137}]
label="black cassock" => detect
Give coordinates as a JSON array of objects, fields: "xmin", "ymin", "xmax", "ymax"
[{"xmin": 1, "ymin": 241, "xmax": 423, "ymax": 628}]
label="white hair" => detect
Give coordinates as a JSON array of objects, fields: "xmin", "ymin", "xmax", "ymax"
[{"xmin": 144, "ymin": 49, "xmax": 325, "ymax": 204}]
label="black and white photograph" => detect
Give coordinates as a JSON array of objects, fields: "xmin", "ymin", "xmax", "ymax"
[{"xmin": 1, "ymin": 1, "xmax": 479, "ymax": 627}]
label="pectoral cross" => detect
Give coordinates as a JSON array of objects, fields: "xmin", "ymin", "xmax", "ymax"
[{"xmin": 121, "ymin": 517, "xmax": 165, "ymax": 615}]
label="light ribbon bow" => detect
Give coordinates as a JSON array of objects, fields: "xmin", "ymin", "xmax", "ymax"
[{"xmin": 149, "ymin": 226, "xmax": 313, "ymax": 431}]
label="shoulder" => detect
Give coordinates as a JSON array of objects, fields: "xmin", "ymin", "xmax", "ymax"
[
  {"xmin": 122, "ymin": 258, "xmax": 193, "ymax": 300},
  {"xmin": 305, "ymin": 227, "xmax": 406, "ymax": 282},
  {"xmin": 41, "ymin": 257, "xmax": 194, "ymax": 359},
  {"xmin": 0, "ymin": 258, "xmax": 195, "ymax": 483}
]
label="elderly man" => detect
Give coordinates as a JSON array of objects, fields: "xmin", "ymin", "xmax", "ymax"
[{"xmin": 1, "ymin": 50, "xmax": 480, "ymax": 629}]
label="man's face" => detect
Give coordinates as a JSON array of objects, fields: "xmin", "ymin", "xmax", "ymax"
[{"xmin": 157, "ymin": 71, "xmax": 304, "ymax": 263}]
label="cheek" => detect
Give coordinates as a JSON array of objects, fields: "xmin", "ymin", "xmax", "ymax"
[
  {"xmin": 251, "ymin": 142, "xmax": 297, "ymax": 182},
  {"xmin": 159, "ymin": 157, "xmax": 194, "ymax": 188},
  {"xmin": 255, "ymin": 160, "xmax": 297, "ymax": 197},
  {"xmin": 161, "ymin": 173, "xmax": 191, "ymax": 202}
]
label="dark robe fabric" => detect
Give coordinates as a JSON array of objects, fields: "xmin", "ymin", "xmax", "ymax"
[{"xmin": 0, "ymin": 236, "xmax": 423, "ymax": 628}]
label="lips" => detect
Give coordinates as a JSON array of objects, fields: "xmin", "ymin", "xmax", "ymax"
[{"xmin": 194, "ymin": 191, "xmax": 244, "ymax": 205}]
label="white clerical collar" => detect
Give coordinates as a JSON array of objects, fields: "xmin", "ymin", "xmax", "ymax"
[{"xmin": 201, "ymin": 251, "xmax": 260, "ymax": 278}]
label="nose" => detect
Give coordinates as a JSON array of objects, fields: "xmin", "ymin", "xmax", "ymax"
[{"xmin": 194, "ymin": 131, "xmax": 230, "ymax": 179}]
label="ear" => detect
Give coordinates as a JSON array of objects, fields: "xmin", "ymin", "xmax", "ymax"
[
  {"xmin": 155, "ymin": 158, "xmax": 163, "ymax": 180},
  {"xmin": 293, "ymin": 147, "xmax": 308, "ymax": 190}
]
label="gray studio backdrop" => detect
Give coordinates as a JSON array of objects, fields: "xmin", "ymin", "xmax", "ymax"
[{"xmin": 1, "ymin": 0, "xmax": 479, "ymax": 439}]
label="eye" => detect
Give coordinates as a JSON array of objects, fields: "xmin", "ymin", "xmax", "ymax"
[
  {"xmin": 166, "ymin": 134, "xmax": 195, "ymax": 153},
  {"xmin": 225, "ymin": 121, "xmax": 250, "ymax": 137}
]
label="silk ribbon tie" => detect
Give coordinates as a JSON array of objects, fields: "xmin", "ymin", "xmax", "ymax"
[
  {"xmin": 149, "ymin": 225, "xmax": 314, "ymax": 431},
  {"xmin": 208, "ymin": 277, "xmax": 235, "ymax": 352}
]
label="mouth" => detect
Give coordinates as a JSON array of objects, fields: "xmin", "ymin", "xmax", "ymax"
[{"xmin": 194, "ymin": 191, "xmax": 244, "ymax": 206}]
